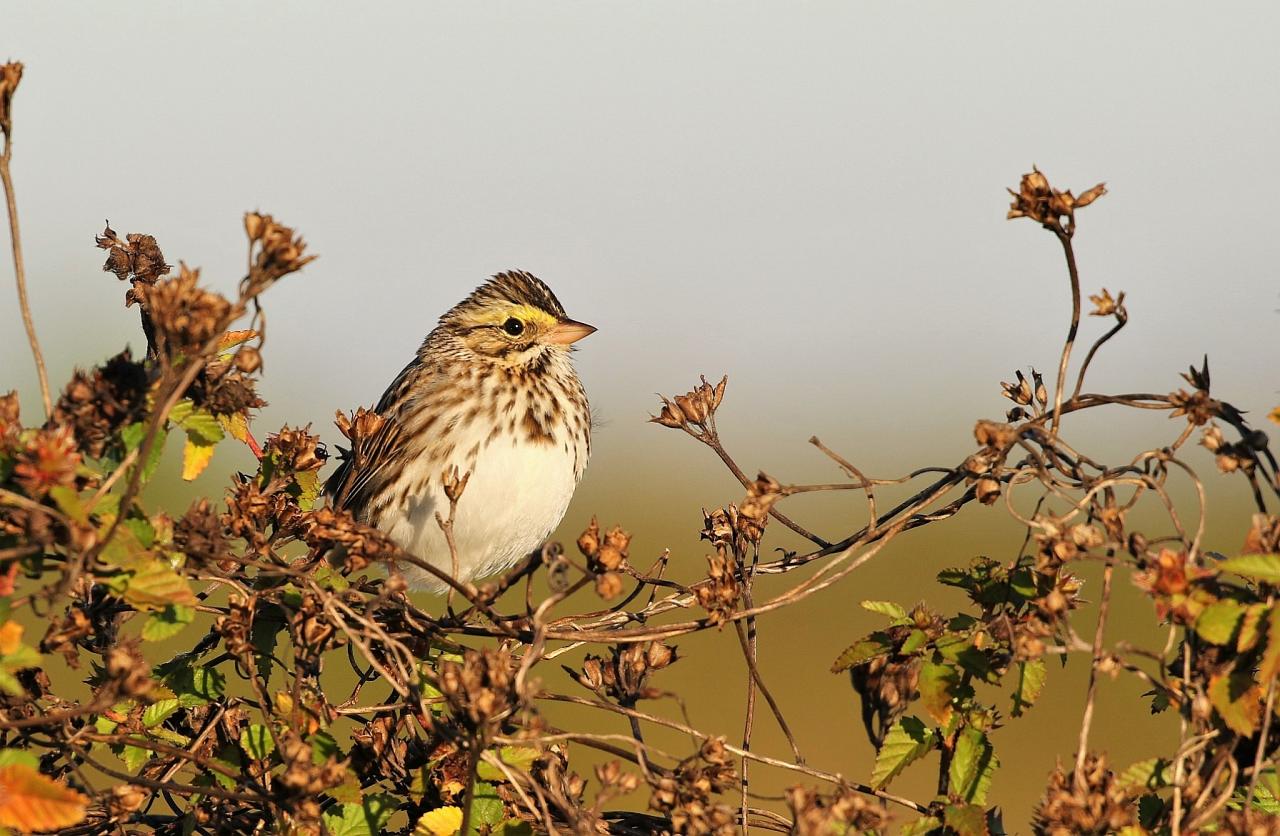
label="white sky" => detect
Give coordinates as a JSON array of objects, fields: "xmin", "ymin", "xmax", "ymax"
[{"xmin": 4, "ymin": 1, "xmax": 1279, "ymax": 484}]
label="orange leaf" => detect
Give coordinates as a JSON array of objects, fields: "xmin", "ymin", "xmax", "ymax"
[
  {"xmin": 0, "ymin": 622, "xmax": 21, "ymax": 655},
  {"xmin": 0, "ymin": 763, "xmax": 89, "ymax": 831},
  {"xmin": 216, "ymin": 329, "xmax": 258, "ymax": 353}
]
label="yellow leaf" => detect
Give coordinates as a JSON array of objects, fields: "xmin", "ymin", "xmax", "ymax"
[
  {"xmin": 0, "ymin": 764, "xmax": 89, "ymax": 831},
  {"xmin": 217, "ymin": 411, "xmax": 251, "ymax": 444},
  {"xmin": 415, "ymin": 806, "xmax": 463, "ymax": 836},
  {"xmin": 181, "ymin": 437, "xmax": 216, "ymax": 481},
  {"xmin": 217, "ymin": 329, "xmax": 258, "ymax": 352},
  {"xmin": 0, "ymin": 623, "xmax": 22, "ymax": 656},
  {"xmin": 1270, "ymin": 406, "xmax": 1280, "ymax": 426},
  {"xmin": 123, "ymin": 561, "xmax": 198, "ymax": 611}
]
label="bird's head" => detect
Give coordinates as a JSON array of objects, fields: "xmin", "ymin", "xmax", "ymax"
[{"xmin": 442, "ymin": 271, "xmax": 595, "ymax": 368}]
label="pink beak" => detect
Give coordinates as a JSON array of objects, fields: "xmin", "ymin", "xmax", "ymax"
[{"xmin": 545, "ymin": 318, "xmax": 597, "ymax": 345}]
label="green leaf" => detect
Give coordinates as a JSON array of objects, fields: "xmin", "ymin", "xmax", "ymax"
[
  {"xmin": 177, "ymin": 409, "xmax": 224, "ymax": 445},
  {"xmin": 900, "ymin": 629, "xmax": 929, "ymax": 655},
  {"xmin": 0, "ymin": 749, "xmax": 39, "ymax": 769},
  {"xmin": 1118, "ymin": 757, "xmax": 1172, "ymax": 791},
  {"xmin": 322, "ymin": 803, "xmax": 371, "ymax": 836},
  {"xmin": 168, "ymin": 666, "xmax": 225, "ymax": 708},
  {"xmin": 918, "ymin": 661, "xmax": 960, "ymax": 725},
  {"xmin": 831, "ymin": 633, "xmax": 893, "ymax": 673},
  {"xmin": 870, "ymin": 716, "xmax": 934, "ymax": 787},
  {"xmin": 47, "ymin": 486, "xmax": 87, "ymax": 524},
  {"xmin": 494, "ymin": 821, "xmax": 533, "ymax": 836},
  {"xmin": 1195, "ymin": 599, "xmax": 1245, "ymax": 645},
  {"xmin": 120, "ymin": 742, "xmax": 152, "ymax": 772},
  {"xmin": 1137, "ymin": 794, "xmax": 1164, "ymax": 828},
  {"xmin": 142, "ymin": 698, "xmax": 180, "ymax": 729},
  {"xmin": 936, "ymin": 634, "xmax": 999, "ymax": 683},
  {"xmin": 898, "ymin": 816, "xmax": 943, "ymax": 836},
  {"xmin": 1209, "ymin": 669, "xmax": 1262, "ymax": 736},
  {"xmin": 860, "ymin": 600, "xmax": 907, "ymax": 621},
  {"xmin": 122, "ymin": 559, "xmax": 197, "ymax": 611},
  {"xmin": 943, "ymin": 803, "xmax": 988, "ymax": 836},
  {"xmin": 949, "ymin": 727, "xmax": 998, "ymax": 804},
  {"xmin": 293, "ymin": 470, "xmax": 321, "ymax": 511},
  {"xmin": 240, "ymin": 724, "xmax": 275, "ymax": 761},
  {"xmin": 1219, "ymin": 553, "xmax": 1280, "ymax": 584},
  {"xmin": 477, "ymin": 746, "xmax": 541, "ymax": 782},
  {"xmin": 1010, "ymin": 659, "xmax": 1047, "ymax": 717},
  {"xmin": 121, "ymin": 423, "xmax": 168, "ymax": 483},
  {"xmin": 310, "ymin": 730, "xmax": 340, "ymax": 765},
  {"xmin": 141, "ymin": 604, "xmax": 195, "ymax": 642},
  {"xmin": 1259, "ymin": 605, "xmax": 1280, "ymax": 683},
  {"xmin": 468, "ymin": 782, "xmax": 504, "ymax": 829},
  {"xmin": 121, "ymin": 516, "xmax": 156, "ymax": 548}
]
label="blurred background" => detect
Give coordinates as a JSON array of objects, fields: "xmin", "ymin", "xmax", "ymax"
[{"xmin": 5, "ymin": 1, "xmax": 1280, "ymax": 824}]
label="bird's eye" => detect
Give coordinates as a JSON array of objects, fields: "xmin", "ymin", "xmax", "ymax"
[{"xmin": 502, "ymin": 317, "xmax": 524, "ymax": 336}]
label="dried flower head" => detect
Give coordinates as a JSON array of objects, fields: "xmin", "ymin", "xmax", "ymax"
[
  {"xmin": 651, "ymin": 375, "xmax": 727, "ymax": 434},
  {"xmin": 786, "ymin": 785, "xmax": 888, "ymax": 835},
  {"xmin": 1007, "ymin": 166, "xmax": 1106, "ymax": 232},
  {"xmin": 49, "ymin": 350, "xmax": 149, "ymax": 458},
  {"xmin": 649, "ymin": 738, "xmax": 737, "ymax": 836},
  {"xmin": 574, "ymin": 642, "xmax": 678, "ymax": 705},
  {"xmin": 146, "ymin": 265, "xmax": 234, "ymax": 359},
  {"xmin": 695, "ymin": 553, "xmax": 740, "ymax": 627},
  {"xmin": 12, "ymin": 425, "xmax": 80, "ymax": 498},
  {"xmin": 1032, "ymin": 753, "xmax": 1136, "ymax": 835},
  {"xmin": 1088, "ymin": 288, "xmax": 1125, "ymax": 319},
  {"xmin": 0, "ymin": 62, "xmax": 23, "ymax": 138},
  {"xmin": 244, "ymin": 212, "xmax": 316, "ymax": 290}
]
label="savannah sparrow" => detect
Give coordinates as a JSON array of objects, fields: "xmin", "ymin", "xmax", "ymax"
[{"xmin": 325, "ymin": 271, "xmax": 594, "ymax": 591}]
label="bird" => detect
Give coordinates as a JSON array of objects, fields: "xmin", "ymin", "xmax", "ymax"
[{"xmin": 324, "ymin": 270, "xmax": 595, "ymax": 591}]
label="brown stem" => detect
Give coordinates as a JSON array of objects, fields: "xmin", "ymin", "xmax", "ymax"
[
  {"xmin": 1074, "ymin": 559, "xmax": 1114, "ymax": 788},
  {"xmin": 1, "ymin": 119, "xmax": 52, "ymax": 417},
  {"xmin": 1050, "ymin": 228, "xmax": 1082, "ymax": 438}
]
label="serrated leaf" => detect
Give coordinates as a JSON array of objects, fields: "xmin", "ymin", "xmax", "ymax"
[
  {"xmin": 1239, "ymin": 603, "xmax": 1268, "ymax": 653},
  {"xmin": 871, "ymin": 716, "xmax": 933, "ymax": 787},
  {"xmin": 831, "ymin": 633, "xmax": 893, "ymax": 673},
  {"xmin": 861, "ymin": 600, "xmax": 907, "ymax": 621},
  {"xmin": 168, "ymin": 666, "xmax": 225, "ymax": 707},
  {"xmin": 141, "ymin": 604, "xmax": 195, "ymax": 642},
  {"xmin": 217, "ymin": 330, "xmax": 258, "ymax": 352},
  {"xmin": 120, "ymin": 742, "xmax": 151, "ymax": 772},
  {"xmin": 294, "ymin": 469, "xmax": 321, "ymax": 511},
  {"xmin": 240, "ymin": 724, "xmax": 275, "ymax": 761},
  {"xmin": 1137, "ymin": 793, "xmax": 1164, "ymax": 828},
  {"xmin": 121, "ymin": 423, "xmax": 168, "ymax": 483},
  {"xmin": 919, "ymin": 661, "xmax": 960, "ymax": 725},
  {"xmin": 217, "ymin": 411, "xmax": 251, "ymax": 444},
  {"xmin": 1219, "ymin": 554, "xmax": 1280, "ymax": 584},
  {"xmin": 47, "ymin": 486, "xmax": 87, "ymax": 524},
  {"xmin": 1010, "ymin": 659, "xmax": 1048, "ymax": 717},
  {"xmin": 1260, "ymin": 606, "xmax": 1280, "ymax": 684},
  {"xmin": 477, "ymin": 746, "xmax": 540, "ymax": 782},
  {"xmin": 123, "ymin": 560, "xmax": 197, "ymax": 611},
  {"xmin": 181, "ymin": 436, "xmax": 217, "ymax": 481},
  {"xmin": 899, "ymin": 816, "xmax": 943, "ymax": 836},
  {"xmin": 469, "ymin": 782, "xmax": 504, "ymax": 829},
  {"xmin": 178, "ymin": 410, "xmax": 223, "ymax": 445},
  {"xmin": 142, "ymin": 698, "xmax": 180, "ymax": 729},
  {"xmin": 943, "ymin": 803, "xmax": 988, "ymax": 836},
  {"xmin": 1209, "ymin": 668, "xmax": 1263, "ymax": 736},
  {"xmin": 1195, "ymin": 599, "xmax": 1245, "ymax": 645},
  {"xmin": 949, "ymin": 727, "xmax": 998, "ymax": 804},
  {"xmin": 323, "ymin": 803, "xmax": 372, "ymax": 836},
  {"xmin": 310, "ymin": 730, "xmax": 340, "ymax": 765},
  {"xmin": 415, "ymin": 806, "xmax": 463, "ymax": 836},
  {"xmin": 1118, "ymin": 757, "xmax": 1172, "ymax": 791},
  {"xmin": 0, "ymin": 764, "xmax": 89, "ymax": 831}
]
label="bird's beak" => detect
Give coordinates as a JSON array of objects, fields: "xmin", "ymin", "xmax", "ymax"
[{"xmin": 545, "ymin": 318, "xmax": 597, "ymax": 345}]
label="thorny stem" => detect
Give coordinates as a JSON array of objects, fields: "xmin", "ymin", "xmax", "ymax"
[{"xmin": 1, "ymin": 112, "xmax": 52, "ymax": 418}]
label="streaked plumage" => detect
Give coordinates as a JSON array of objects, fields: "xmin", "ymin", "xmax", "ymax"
[{"xmin": 325, "ymin": 271, "xmax": 593, "ymax": 591}]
